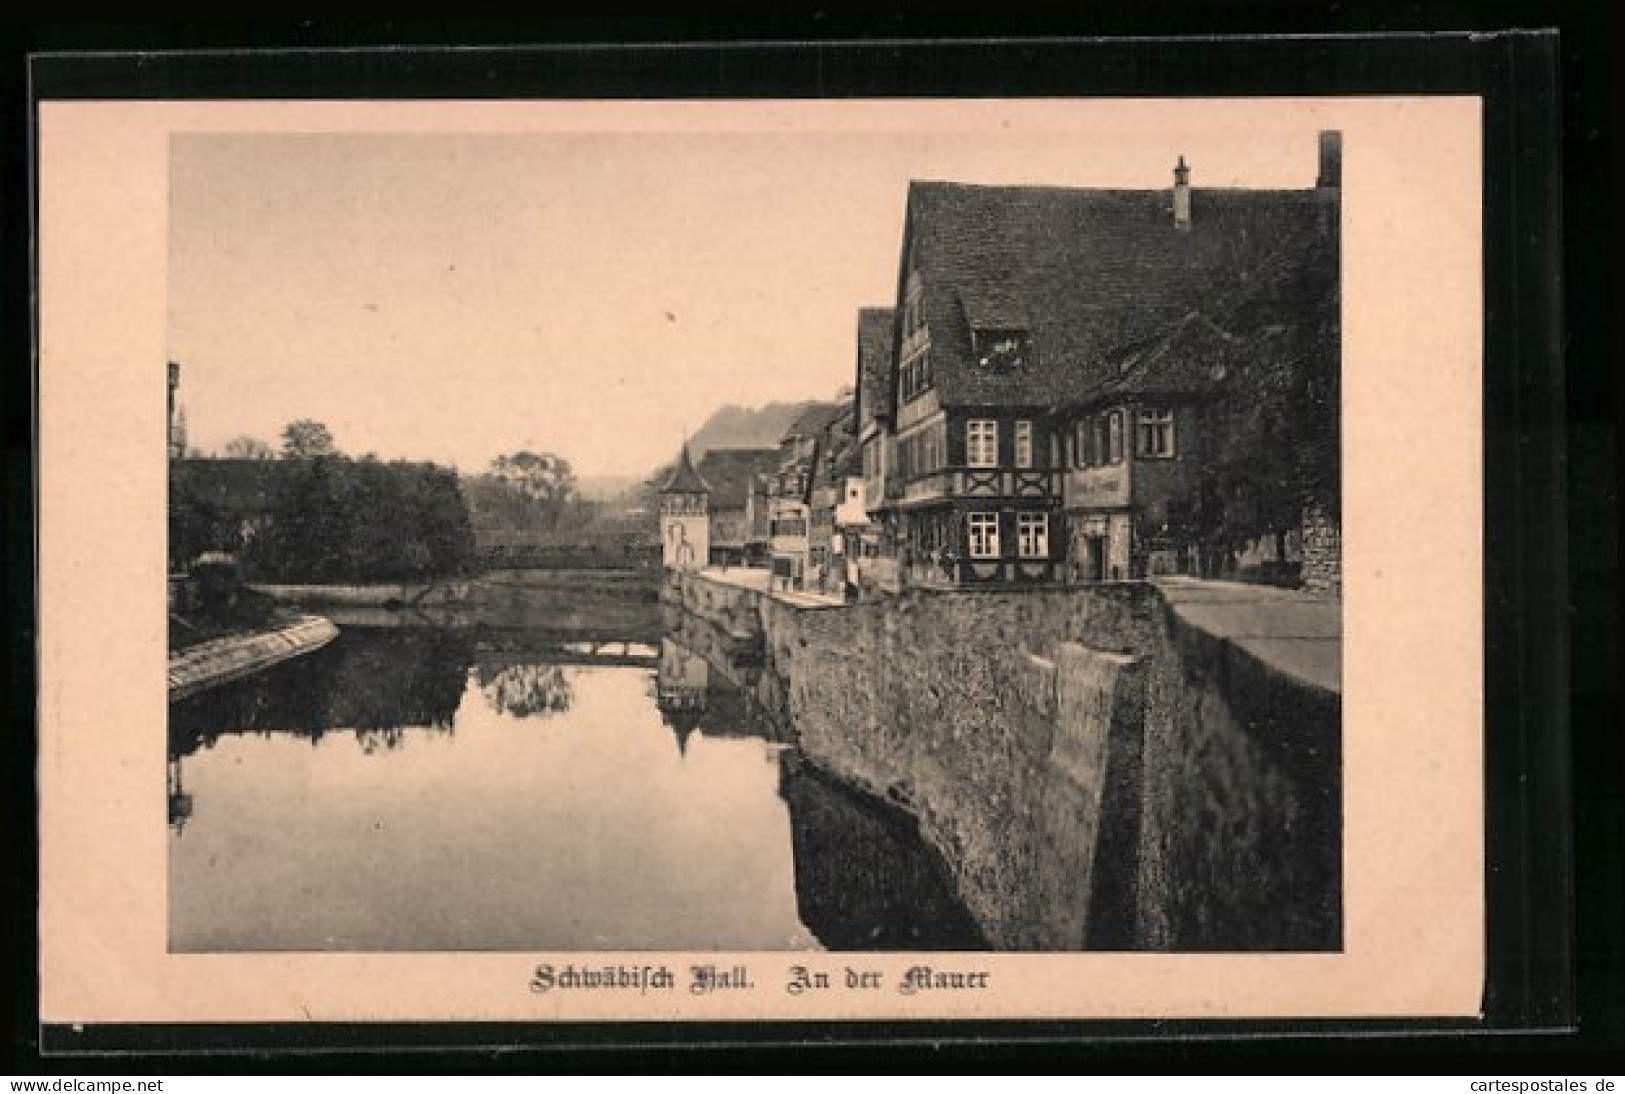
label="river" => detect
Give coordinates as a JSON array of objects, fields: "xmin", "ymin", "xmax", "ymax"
[{"xmin": 167, "ymin": 609, "xmax": 985, "ymax": 953}]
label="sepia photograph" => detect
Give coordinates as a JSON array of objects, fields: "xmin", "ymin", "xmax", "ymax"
[
  {"xmin": 38, "ymin": 94, "xmax": 1485, "ymax": 1025},
  {"xmin": 163, "ymin": 117, "xmax": 1342, "ymax": 955}
]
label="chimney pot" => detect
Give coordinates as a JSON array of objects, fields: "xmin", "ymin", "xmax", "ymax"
[{"xmin": 1317, "ymin": 131, "xmax": 1342, "ymax": 189}]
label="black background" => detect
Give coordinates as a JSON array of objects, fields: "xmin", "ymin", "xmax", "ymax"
[{"xmin": 3, "ymin": 4, "xmax": 1617, "ymax": 1074}]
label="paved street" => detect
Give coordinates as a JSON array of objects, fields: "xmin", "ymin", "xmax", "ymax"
[
  {"xmin": 1153, "ymin": 577, "xmax": 1342, "ymax": 694},
  {"xmin": 698, "ymin": 565, "xmax": 848, "ymax": 608}
]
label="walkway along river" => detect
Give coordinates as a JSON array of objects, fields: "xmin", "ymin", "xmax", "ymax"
[{"xmin": 166, "ymin": 574, "xmax": 985, "ymax": 952}]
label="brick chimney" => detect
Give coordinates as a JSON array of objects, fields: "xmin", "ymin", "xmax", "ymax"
[
  {"xmin": 1316, "ymin": 131, "xmax": 1342, "ymax": 189},
  {"xmin": 1172, "ymin": 155, "xmax": 1191, "ymax": 231}
]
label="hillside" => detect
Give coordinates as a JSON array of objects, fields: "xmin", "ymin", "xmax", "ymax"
[{"xmin": 687, "ymin": 401, "xmax": 815, "ymax": 456}]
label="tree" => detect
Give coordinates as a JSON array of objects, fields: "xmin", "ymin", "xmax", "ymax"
[
  {"xmin": 490, "ymin": 451, "xmax": 578, "ymax": 508},
  {"xmin": 223, "ymin": 436, "xmax": 275, "ymax": 460},
  {"xmin": 281, "ymin": 419, "xmax": 339, "ymax": 459},
  {"xmin": 466, "ymin": 450, "xmax": 581, "ymax": 532}
]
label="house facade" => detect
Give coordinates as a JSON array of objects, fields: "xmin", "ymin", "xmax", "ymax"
[
  {"xmin": 853, "ymin": 308, "xmax": 897, "ymax": 587},
  {"xmin": 766, "ymin": 401, "xmax": 845, "ymax": 589},
  {"xmin": 806, "ymin": 406, "xmax": 860, "ymax": 597},
  {"xmin": 863, "ymin": 131, "xmax": 1341, "ymax": 591},
  {"xmin": 694, "ymin": 447, "xmax": 779, "ymax": 566},
  {"xmin": 1056, "ymin": 136, "xmax": 1341, "ymax": 585}
]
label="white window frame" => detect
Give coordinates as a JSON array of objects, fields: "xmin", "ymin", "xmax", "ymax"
[
  {"xmin": 1017, "ymin": 512, "xmax": 1049, "ymax": 558},
  {"xmin": 1014, "ymin": 420, "xmax": 1034, "ymax": 468},
  {"xmin": 1137, "ymin": 405, "xmax": 1176, "ymax": 458},
  {"xmin": 1107, "ymin": 410, "xmax": 1125, "ymax": 464},
  {"xmin": 967, "ymin": 419, "xmax": 999, "ymax": 468},
  {"xmin": 967, "ymin": 511, "xmax": 1000, "ymax": 559}
]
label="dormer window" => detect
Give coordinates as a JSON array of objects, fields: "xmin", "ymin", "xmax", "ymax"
[{"xmin": 974, "ymin": 329, "xmax": 1032, "ymax": 372}]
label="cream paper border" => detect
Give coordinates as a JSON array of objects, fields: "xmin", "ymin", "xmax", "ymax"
[{"xmin": 38, "ymin": 97, "xmax": 1483, "ymax": 1024}]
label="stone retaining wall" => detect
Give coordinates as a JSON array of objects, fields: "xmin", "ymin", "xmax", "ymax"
[
  {"xmin": 168, "ymin": 615, "xmax": 339, "ymax": 701},
  {"xmin": 251, "ymin": 583, "xmax": 420, "ymax": 606},
  {"xmin": 665, "ymin": 569, "xmax": 1341, "ymax": 951}
]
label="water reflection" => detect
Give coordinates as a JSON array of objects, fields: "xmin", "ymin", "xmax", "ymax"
[
  {"xmin": 477, "ymin": 662, "xmax": 574, "ymax": 718},
  {"xmin": 169, "ymin": 628, "xmax": 472, "ymax": 762},
  {"xmin": 777, "ymin": 752, "xmax": 987, "ymax": 951},
  {"xmin": 168, "ymin": 621, "xmax": 982, "ymax": 952}
]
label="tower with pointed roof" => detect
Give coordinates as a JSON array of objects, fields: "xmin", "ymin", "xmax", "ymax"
[{"xmin": 659, "ymin": 443, "xmax": 711, "ymax": 570}]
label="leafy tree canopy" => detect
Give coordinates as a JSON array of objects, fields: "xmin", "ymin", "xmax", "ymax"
[
  {"xmin": 223, "ymin": 436, "xmax": 275, "ymax": 460},
  {"xmin": 281, "ymin": 419, "xmax": 339, "ymax": 459}
]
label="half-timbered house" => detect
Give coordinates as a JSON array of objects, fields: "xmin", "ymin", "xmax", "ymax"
[{"xmin": 873, "ymin": 131, "xmax": 1341, "ymax": 588}]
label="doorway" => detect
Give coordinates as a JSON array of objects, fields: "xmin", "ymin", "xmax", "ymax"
[{"xmin": 1084, "ymin": 534, "xmax": 1107, "ymax": 582}]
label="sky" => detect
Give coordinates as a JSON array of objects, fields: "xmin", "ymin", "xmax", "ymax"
[{"xmin": 168, "ymin": 109, "xmax": 1331, "ymax": 478}]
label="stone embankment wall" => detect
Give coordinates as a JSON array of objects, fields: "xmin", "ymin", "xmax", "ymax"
[
  {"xmin": 168, "ymin": 615, "xmax": 339, "ymax": 701},
  {"xmin": 665, "ymin": 570, "xmax": 1341, "ymax": 951},
  {"xmin": 251, "ymin": 583, "xmax": 420, "ymax": 606}
]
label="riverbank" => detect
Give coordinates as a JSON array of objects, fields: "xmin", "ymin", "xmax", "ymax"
[
  {"xmin": 664, "ymin": 566, "xmax": 1342, "ymax": 951},
  {"xmin": 168, "ymin": 614, "xmax": 339, "ymax": 701}
]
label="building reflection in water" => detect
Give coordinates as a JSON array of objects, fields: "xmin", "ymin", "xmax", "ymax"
[
  {"xmin": 171, "ymin": 622, "xmax": 986, "ymax": 950},
  {"xmin": 167, "ymin": 754, "xmax": 193, "ymax": 835},
  {"xmin": 655, "ymin": 628, "xmax": 985, "ymax": 949},
  {"xmin": 654, "ymin": 634, "xmax": 789, "ymax": 756},
  {"xmin": 655, "ymin": 637, "xmax": 709, "ymax": 755}
]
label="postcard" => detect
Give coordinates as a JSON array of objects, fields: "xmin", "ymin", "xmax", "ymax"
[{"xmin": 37, "ymin": 95, "xmax": 1482, "ymax": 1025}]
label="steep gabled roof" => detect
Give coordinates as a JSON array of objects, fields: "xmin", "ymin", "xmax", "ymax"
[
  {"xmin": 1083, "ymin": 311, "xmax": 1248, "ymax": 403},
  {"xmin": 783, "ymin": 400, "xmax": 846, "ymax": 441},
  {"xmin": 855, "ymin": 307, "xmax": 896, "ymax": 428},
  {"xmin": 694, "ymin": 447, "xmax": 779, "ymax": 511},
  {"xmin": 900, "ymin": 178, "xmax": 1336, "ymax": 408},
  {"xmin": 659, "ymin": 444, "xmax": 711, "ymax": 494}
]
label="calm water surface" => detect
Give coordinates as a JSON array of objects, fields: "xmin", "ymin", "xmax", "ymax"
[{"xmin": 168, "ymin": 626, "xmax": 982, "ymax": 952}]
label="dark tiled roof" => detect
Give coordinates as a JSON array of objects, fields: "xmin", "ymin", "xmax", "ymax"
[
  {"xmin": 659, "ymin": 445, "xmax": 711, "ymax": 494},
  {"xmin": 1088, "ymin": 312, "xmax": 1252, "ymax": 402},
  {"xmin": 902, "ymin": 179, "xmax": 1337, "ymax": 409},
  {"xmin": 855, "ymin": 307, "xmax": 896, "ymax": 427},
  {"xmin": 783, "ymin": 401, "xmax": 846, "ymax": 440},
  {"xmin": 694, "ymin": 447, "xmax": 779, "ymax": 511}
]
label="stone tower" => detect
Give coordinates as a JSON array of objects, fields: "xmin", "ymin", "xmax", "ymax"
[{"xmin": 659, "ymin": 444, "xmax": 711, "ymax": 570}]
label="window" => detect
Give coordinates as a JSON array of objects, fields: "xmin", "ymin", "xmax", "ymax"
[
  {"xmin": 1137, "ymin": 406, "xmax": 1175, "ymax": 457},
  {"xmin": 1074, "ymin": 421, "xmax": 1089, "ymax": 467},
  {"xmin": 1017, "ymin": 512, "xmax": 1049, "ymax": 558},
  {"xmin": 967, "ymin": 420, "xmax": 998, "ymax": 467},
  {"xmin": 973, "ymin": 329, "xmax": 1032, "ymax": 371},
  {"xmin": 903, "ymin": 280, "xmax": 925, "ymax": 337},
  {"xmin": 1107, "ymin": 411, "xmax": 1124, "ymax": 464},
  {"xmin": 1015, "ymin": 420, "xmax": 1033, "ymax": 468},
  {"xmin": 967, "ymin": 512, "xmax": 1000, "ymax": 558}
]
